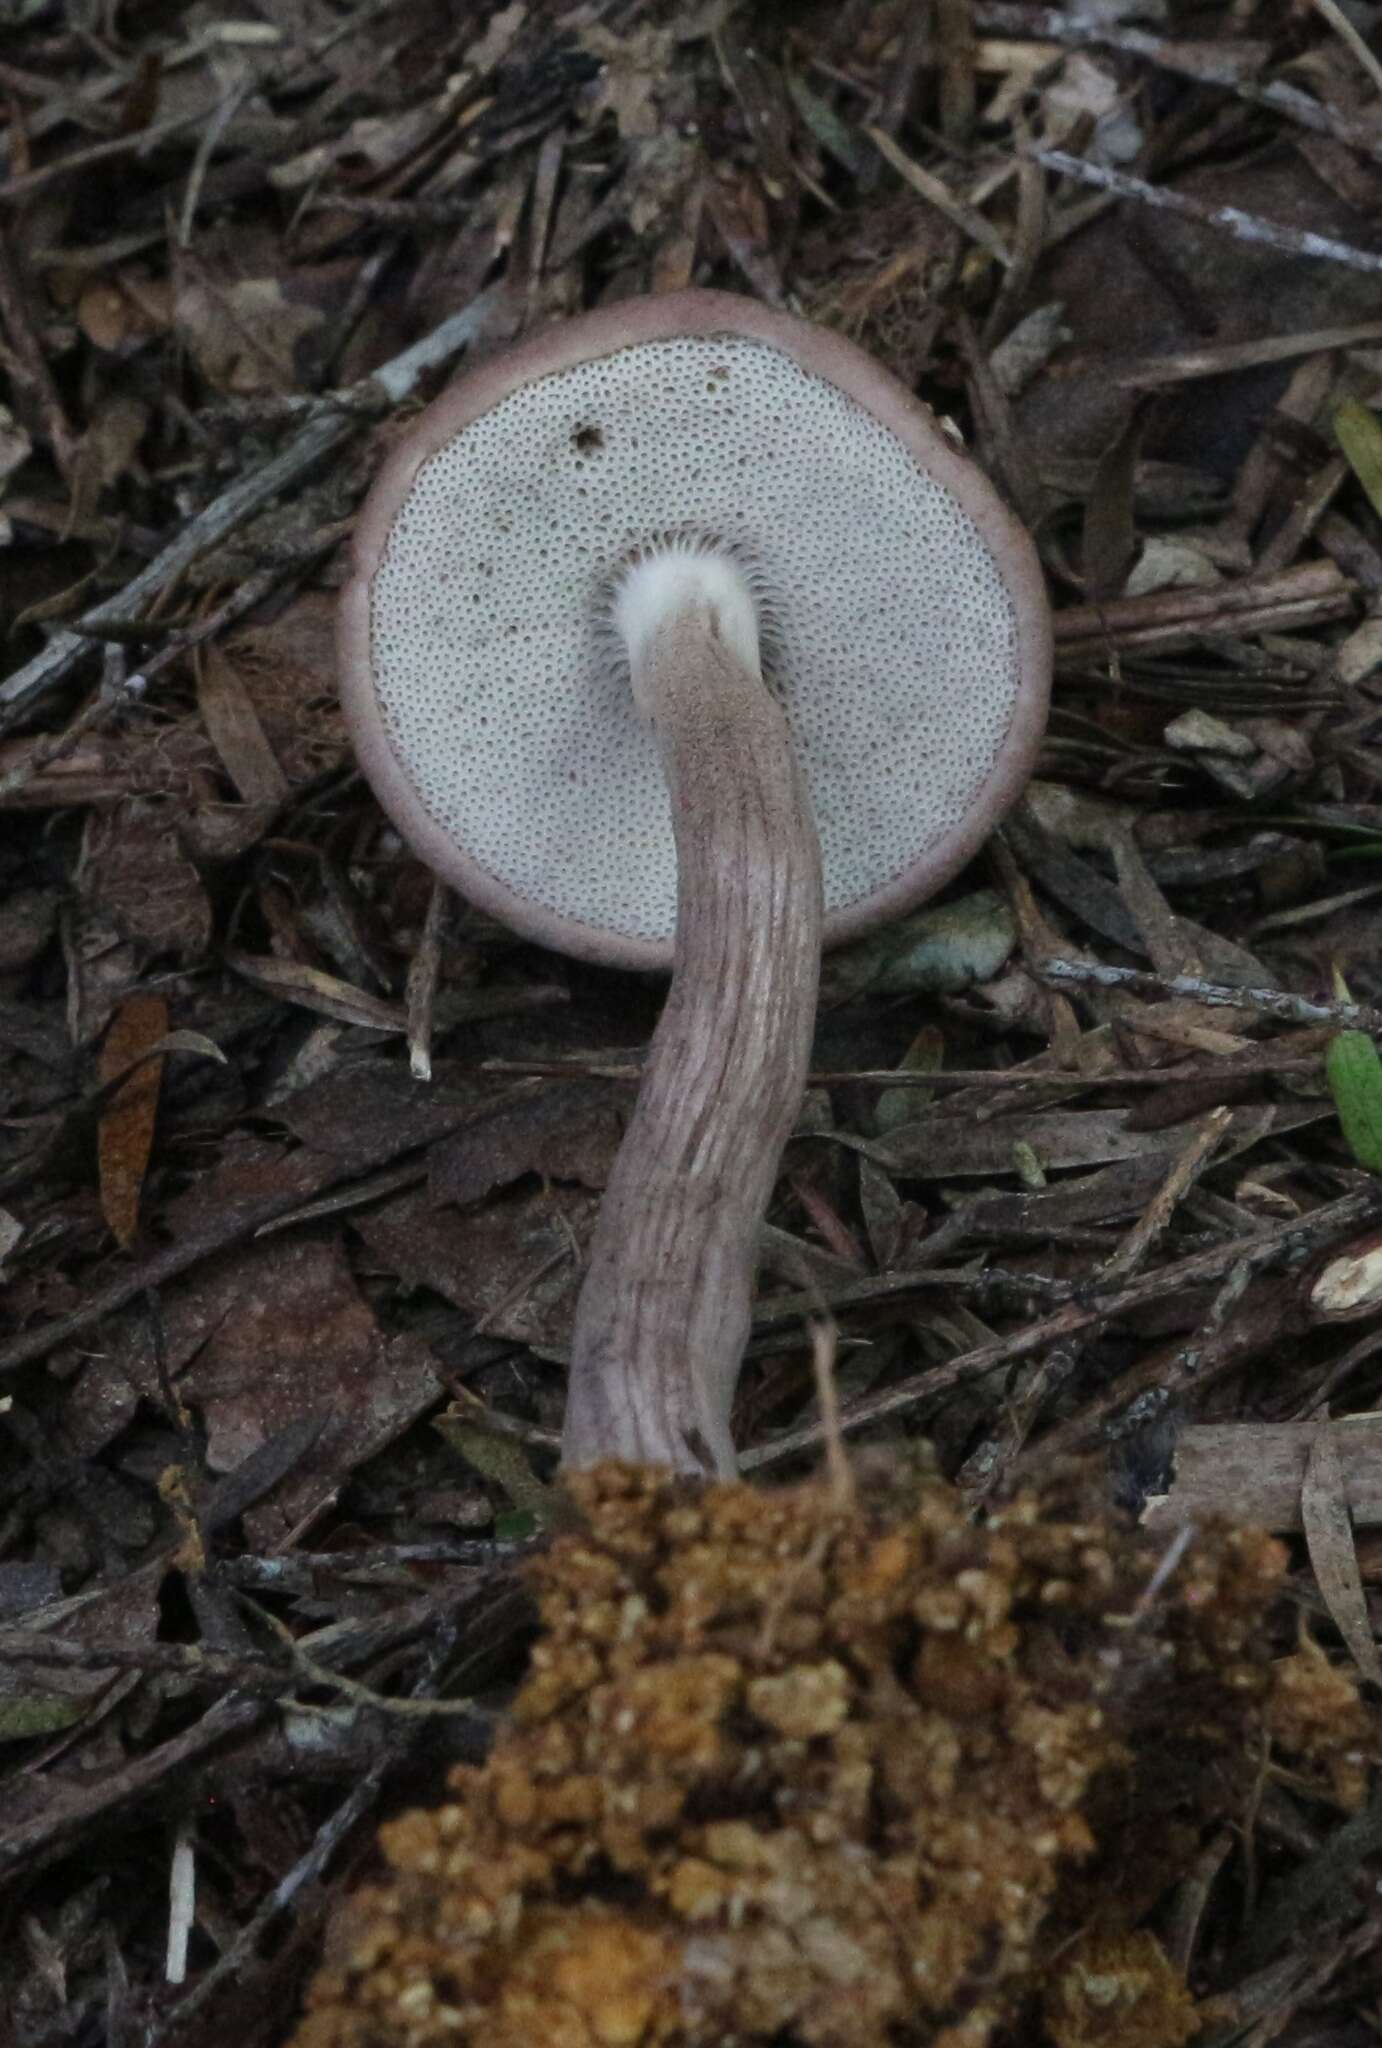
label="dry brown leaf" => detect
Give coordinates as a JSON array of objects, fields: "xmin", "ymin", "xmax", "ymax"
[
  {"xmin": 64, "ymin": 393, "xmax": 149, "ymax": 537},
  {"xmin": 0, "ymin": 1560, "xmax": 162, "ymax": 1731},
  {"xmin": 174, "ymin": 277, "xmax": 325, "ymax": 396},
  {"xmin": 581, "ymin": 23, "xmax": 676, "ymax": 140},
  {"xmin": 1301, "ymin": 1425, "xmax": 1382, "ymax": 1687},
  {"xmin": 704, "ymin": 172, "xmax": 786, "ymax": 305},
  {"xmin": 218, "ymin": 591, "xmax": 347, "ymax": 782},
  {"xmin": 1082, "ymin": 403, "xmax": 1146, "ymax": 604},
  {"xmin": 76, "ymin": 281, "xmax": 136, "ymax": 353},
  {"xmin": 0, "ymin": 886, "xmax": 59, "ymax": 973},
  {"xmin": 869, "ymin": 1102, "xmax": 1313, "ymax": 1179},
  {"xmin": 225, "ymin": 950, "xmax": 406, "ymax": 1032},
  {"xmin": 170, "ymin": 1235, "xmax": 443, "ymax": 1547},
  {"xmin": 428, "ymin": 1079, "xmax": 624, "ymax": 1207},
  {"xmin": 116, "ymin": 51, "xmax": 161, "ymax": 136},
  {"xmin": 79, "ymin": 800, "xmax": 213, "ymax": 964},
  {"xmin": 97, "ymin": 993, "xmax": 168, "ymax": 1249},
  {"xmin": 356, "ymin": 1182, "xmax": 594, "ymax": 1347},
  {"xmin": 74, "ymin": 274, "xmax": 171, "ymax": 356},
  {"xmin": 196, "ymin": 642, "xmax": 291, "ymax": 807},
  {"xmin": 858, "ymin": 1153, "xmax": 906, "ymax": 1269}
]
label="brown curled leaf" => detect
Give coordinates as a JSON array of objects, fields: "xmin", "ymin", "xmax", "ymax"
[{"xmin": 97, "ymin": 993, "xmax": 168, "ymax": 1249}]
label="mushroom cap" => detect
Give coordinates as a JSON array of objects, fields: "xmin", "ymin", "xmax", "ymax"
[{"xmin": 341, "ymin": 289, "xmax": 1051, "ymax": 971}]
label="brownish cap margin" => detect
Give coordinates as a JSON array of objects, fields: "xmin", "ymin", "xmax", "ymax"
[{"xmin": 339, "ymin": 287, "xmax": 1052, "ymax": 972}]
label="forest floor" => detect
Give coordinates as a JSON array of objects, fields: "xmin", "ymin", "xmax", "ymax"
[{"xmin": 1, "ymin": 1, "xmax": 1382, "ymax": 2042}]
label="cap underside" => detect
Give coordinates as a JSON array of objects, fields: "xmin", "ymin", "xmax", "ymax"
[{"xmin": 366, "ymin": 330, "xmax": 1027, "ymax": 957}]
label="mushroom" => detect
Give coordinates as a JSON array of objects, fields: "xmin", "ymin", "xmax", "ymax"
[{"xmin": 340, "ymin": 289, "xmax": 1050, "ymax": 1479}]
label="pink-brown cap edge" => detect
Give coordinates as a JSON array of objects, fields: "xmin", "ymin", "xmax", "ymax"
[{"xmin": 339, "ymin": 287, "xmax": 1052, "ymax": 972}]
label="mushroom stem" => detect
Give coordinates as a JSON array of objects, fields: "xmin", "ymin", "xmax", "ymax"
[{"xmin": 562, "ymin": 555, "xmax": 823, "ymax": 1477}]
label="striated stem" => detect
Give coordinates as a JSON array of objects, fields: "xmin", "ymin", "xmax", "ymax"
[{"xmin": 562, "ymin": 567, "xmax": 823, "ymax": 1477}]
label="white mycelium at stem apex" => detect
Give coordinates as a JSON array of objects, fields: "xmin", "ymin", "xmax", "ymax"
[{"xmin": 613, "ymin": 545, "xmax": 762, "ymax": 705}]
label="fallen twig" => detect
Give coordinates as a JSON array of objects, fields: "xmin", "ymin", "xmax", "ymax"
[
  {"xmin": 1143, "ymin": 1418, "xmax": 1382, "ymax": 1529},
  {"xmin": 1054, "ymin": 559, "xmax": 1356, "ymax": 654},
  {"xmin": 1032, "ymin": 146, "xmax": 1382, "ymax": 271},
  {"xmin": 482, "ymin": 1052, "xmax": 1329, "ymax": 1091},
  {"xmin": 1111, "ymin": 320, "xmax": 1382, "ymax": 388},
  {"xmin": 1040, "ymin": 958, "xmax": 1382, "ymax": 1034}
]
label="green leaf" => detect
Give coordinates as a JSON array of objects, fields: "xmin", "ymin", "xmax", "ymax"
[
  {"xmin": 828, "ymin": 888, "xmax": 1017, "ymax": 1000},
  {"xmin": 0, "ymin": 1694, "xmax": 86, "ymax": 1742},
  {"xmin": 1326, "ymin": 1029, "xmax": 1382, "ymax": 1173},
  {"xmin": 1334, "ymin": 399, "xmax": 1382, "ymax": 521},
  {"xmin": 784, "ymin": 70, "xmax": 874, "ymax": 178},
  {"xmin": 433, "ymin": 1407, "xmax": 570, "ymax": 1531}
]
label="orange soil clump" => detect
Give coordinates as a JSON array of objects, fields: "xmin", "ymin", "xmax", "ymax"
[{"xmin": 291, "ymin": 1462, "xmax": 1370, "ymax": 2048}]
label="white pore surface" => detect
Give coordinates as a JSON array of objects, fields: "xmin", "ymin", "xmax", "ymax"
[{"xmin": 369, "ymin": 333, "xmax": 1021, "ymax": 944}]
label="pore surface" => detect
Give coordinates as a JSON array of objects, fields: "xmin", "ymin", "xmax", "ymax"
[{"xmin": 369, "ymin": 332, "xmax": 1019, "ymax": 944}]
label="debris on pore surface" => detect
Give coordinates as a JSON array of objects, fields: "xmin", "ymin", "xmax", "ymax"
[{"xmin": 292, "ymin": 1462, "xmax": 1371, "ymax": 2048}]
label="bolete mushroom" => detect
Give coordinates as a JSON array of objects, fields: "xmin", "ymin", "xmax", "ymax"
[{"xmin": 340, "ymin": 289, "xmax": 1050, "ymax": 1479}]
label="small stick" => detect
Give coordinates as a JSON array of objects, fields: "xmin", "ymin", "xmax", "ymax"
[
  {"xmin": 0, "ymin": 662, "xmax": 142, "ymax": 803},
  {"xmin": 1143, "ymin": 1420, "xmax": 1382, "ymax": 1531},
  {"xmin": 0, "ymin": 218, "xmax": 76, "ymax": 474},
  {"xmin": 155, "ymin": 1757, "xmax": 394, "ymax": 2037},
  {"xmin": 1040, "ymin": 956, "xmax": 1382, "ymax": 1033},
  {"xmin": 405, "ymin": 878, "xmax": 449, "ymax": 1082},
  {"xmin": 1100, "ymin": 1106, "xmax": 1234, "ymax": 1279},
  {"xmin": 1053, "ymin": 560, "xmax": 1355, "ymax": 654},
  {"xmin": 1311, "ymin": 0, "xmax": 1382, "ymax": 99},
  {"xmin": 1032, "ymin": 146, "xmax": 1382, "ymax": 273},
  {"xmin": 0, "ymin": 108, "xmax": 206, "ymax": 205},
  {"xmin": 963, "ymin": 1107, "xmax": 1234, "ymax": 1497},
  {"xmin": 810, "ymin": 1316, "xmax": 853, "ymax": 1511},
  {"xmin": 864, "ymin": 126, "xmax": 1012, "ymax": 266},
  {"xmin": 1112, "ymin": 321, "xmax": 1382, "ymax": 389},
  {"xmin": 165, "ymin": 1823, "xmax": 196, "ymax": 1986},
  {"xmin": 146, "ymin": 1595, "xmax": 480, "ymax": 2043},
  {"xmin": 479, "ymin": 1052, "xmax": 1328, "ymax": 1090},
  {"xmin": 1016, "ymin": 1256, "xmax": 1260, "ymax": 1476},
  {"xmin": 1163, "ymin": 1829, "xmax": 1235, "ymax": 1977}
]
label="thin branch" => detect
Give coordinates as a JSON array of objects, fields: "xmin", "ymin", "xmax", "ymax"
[
  {"xmin": 1032, "ymin": 146, "xmax": 1382, "ymax": 272},
  {"xmin": 1112, "ymin": 320, "xmax": 1382, "ymax": 389},
  {"xmin": 1039, "ymin": 957, "xmax": 1382, "ymax": 1033},
  {"xmin": 1053, "ymin": 560, "xmax": 1356, "ymax": 655},
  {"xmin": 0, "ymin": 108, "xmax": 211, "ymax": 205},
  {"xmin": 482, "ymin": 1051, "xmax": 1327, "ymax": 1091},
  {"xmin": 0, "ymin": 1075, "xmax": 528, "ymax": 1374}
]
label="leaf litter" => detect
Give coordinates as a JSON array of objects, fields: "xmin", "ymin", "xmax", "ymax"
[{"xmin": 1, "ymin": 1, "xmax": 1382, "ymax": 2042}]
